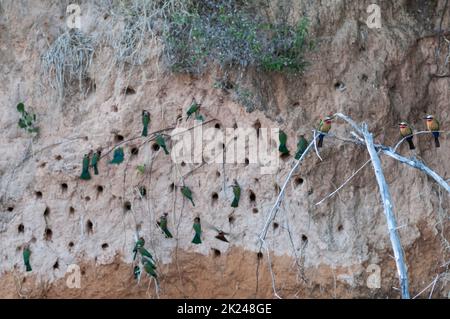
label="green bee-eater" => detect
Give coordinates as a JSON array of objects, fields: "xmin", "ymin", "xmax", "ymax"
[
  {"xmin": 91, "ymin": 149, "xmax": 101, "ymax": 175},
  {"xmin": 186, "ymin": 99, "xmax": 200, "ymax": 120},
  {"xmin": 156, "ymin": 134, "xmax": 169, "ymax": 155},
  {"xmin": 278, "ymin": 130, "xmax": 289, "ymax": 155},
  {"xmin": 110, "ymin": 147, "xmax": 124, "ymax": 164},
  {"xmin": 295, "ymin": 135, "xmax": 308, "ymax": 160},
  {"xmin": 139, "ymin": 246, "xmax": 155, "ymax": 265},
  {"xmin": 133, "ymin": 237, "xmax": 145, "ymax": 261},
  {"xmin": 142, "ymin": 110, "xmax": 150, "ymax": 137},
  {"xmin": 181, "ymin": 186, "xmax": 195, "ymax": 206},
  {"xmin": 157, "ymin": 213, "xmax": 173, "ymax": 238},
  {"xmin": 143, "ymin": 261, "xmax": 158, "ymax": 280},
  {"xmin": 192, "ymin": 217, "xmax": 202, "ymax": 244},
  {"xmin": 23, "ymin": 246, "xmax": 32, "ymax": 272},
  {"xmin": 317, "ymin": 116, "xmax": 333, "ymax": 148},
  {"xmin": 80, "ymin": 153, "xmax": 92, "ymax": 180},
  {"xmin": 133, "ymin": 265, "xmax": 141, "ymax": 280},
  {"xmin": 231, "ymin": 180, "xmax": 241, "ymax": 208}
]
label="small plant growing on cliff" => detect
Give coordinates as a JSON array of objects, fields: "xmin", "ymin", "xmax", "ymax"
[
  {"xmin": 41, "ymin": 29, "xmax": 94, "ymax": 100},
  {"xmin": 163, "ymin": 0, "xmax": 313, "ymax": 74},
  {"xmin": 16, "ymin": 102, "xmax": 39, "ymax": 134}
]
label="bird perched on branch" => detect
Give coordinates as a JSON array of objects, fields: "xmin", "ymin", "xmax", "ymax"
[
  {"xmin": 23, "ymin": 245, "xmax": 32, "ymax": 272},
  {"xmin": 80, "ymin": 152, "xmax": 92, "ymax": 180},
  {"xmin": 295, "ymin": 135, "xmax": 308, "ymax": 160},
  {"xmin": 142, "ymin": 110, "xmax": 150, "ymax": 137},
  {"xmin": 186, "ymin": 99, "xmax": 201, "ymax": 120},
  {"xmin": 231, "ymin": 180, "xmax": 241, "ymax": 208},
  {"xmin": 398, "ymin": 122, "xmax": 415, "ymax": 150},
  {"xmin": 317, "ymin": 116, "xmax": 333, "ymax": 148},
  {"xmin": 157, "ymin": 213, "xmax": 173, "ymax": 238},
  {"xmin": 156, "ymin": 134, "xmax": 169, "ymax": 155},
  {"xmin": 181, "ymin": 186, "xmax": 195, "ymax": 206},
  {"xmin": 91, "ymin": 149, "xmax": 101, "ymax": 175},
  {"xmin": 278, "ymin": 130, "xmax": 290, "ymax": 155},
  {"xmin": 192, "ymin": 217, "xmax": 202, "ymax": 244},
  {"xmin": 424, "ymin": 115, "xmax": 440, "ymax": 148}
]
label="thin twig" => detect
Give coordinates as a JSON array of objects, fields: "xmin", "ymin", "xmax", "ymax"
[
  {"xmin": 315, "ymin": 158, "xmax": 372, "ymax": 206},
  {"xmin": 312, "ymin": 130, "xmax": 323, "ymax": 161},
  {"xmin": 412, "ymin": 274, "xmax": 440, "ymax": 299},
  {"xmin": 258, "ymin": 138, "xmax": 316, "ymax": 244}
]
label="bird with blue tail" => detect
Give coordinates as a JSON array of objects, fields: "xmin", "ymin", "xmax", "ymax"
[
  {"xmin": 398, "ymin": 122, "xmax": 415, "ymax": 150},
  {"xmin": 317, "ymin": 116, "xmax": 333, "ymax": 148},
  {"xmin": 424, "ymin": 115, "xmax": 440, "ymax": 148}
]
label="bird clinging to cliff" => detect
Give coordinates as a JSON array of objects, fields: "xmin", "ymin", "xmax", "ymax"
[
  {"xmin": 110, "ymin": 147, "xmax": 124, "ymax": 164},
  {"xmin": 155, "ymin": 134, "xmax": 169, "ymax": 155},
  {"xmin": 133, "ymin": 237, "xmax": 145, "ymax": 261},
  {"xmin": 80, "ymin": 152, "xmax": 92, "ymax": 180},
  {"xmin": 142, "ymin": 110, "xmax": 150, "ymax": 137},
  {"xmin": 157, "ymin": 213, "xmax": 173, "ymax": 238},
  {"xmin": 139, "ymin": 246, "xmax": 156, "ymax": 267},
  {"xmin": 192, "ymin": 217, "xmax": 202, "ymax": 244},
  {"xmin": 231, "ymin": 180, "xmax": 241, "ymax": 208},
  {"xmin": 23, "ymin": 245, "xmax": 32, "ymax": 272},
  {"xmin": 295, "ymin": 135, "xmax": 308, "ymax": 160},
  {"xmin": 424, "ymin": 115, "xmax": 440, "ymax": 148},
  {"xmin": 186, "ymin": 99, "xmax": 201, "ymax": 120},
  {"xmin": 133, "ymin": 265, "xmax": 141, "ymax": 280},
  {"xmin": 91, "ymin": 149, "xmax": 101, "ymax": 175},
  {"xmin": 143, "ymin": 260, "xmax": 158, "ymax": 281},
  {"xmin": 181, "ymin": 186, "xmax": 195, "ymax": 206},
  {"xmin": 398, "ymin": 122, "xmax": 415, "ymax": 150},
  {"xmin": 278, "ymin": 130, "xmax": 290, "ymax": 155},
  {"xmin": 317, "ymin": 116, "xmax": 333, "ymax": 148}
]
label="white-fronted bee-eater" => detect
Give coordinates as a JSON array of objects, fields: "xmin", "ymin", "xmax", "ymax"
[
  {"xmin": 317, "ymin": 116, "xmax": 333, "ymax": 148},
  {"xmin": 424, "ymin": 115, "xmax": 440, "ymax": 148},
  {"xmin": 398, "ymin": 122, "xmax": 415, "ymax": 150}
]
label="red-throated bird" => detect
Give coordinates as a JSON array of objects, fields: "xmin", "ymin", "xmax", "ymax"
[
  {"xmin": 398, "ymin": 122, "xmax": 415, "ymax": 150},
  {"xmin": 317, "ymin": 116, "xmax": 333, "ymax": 148},
  {"xmin": 424, "ymin": 115, "xmax": 440, "ymax": 148}
]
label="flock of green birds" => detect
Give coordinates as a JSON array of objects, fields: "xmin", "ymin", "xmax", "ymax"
[{"xmin": 20, "ymin": 97, "xmax": 443, "ymax": 282}]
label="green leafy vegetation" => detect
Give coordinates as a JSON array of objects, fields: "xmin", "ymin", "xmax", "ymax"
[
  {"xmin": 107, "ymin": 0, "xmax": 312, "ymax": 74},
  {"xmin": 16, "ymin": 102, "xmax": 39, "ymax": 134},
  {"xmin": 163, "ymin": 0, "xmax": 313, "ymax": 74}
]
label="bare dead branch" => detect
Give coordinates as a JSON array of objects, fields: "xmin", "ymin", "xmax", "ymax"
[{"xmin": 362, "ymin": 123, "xmax": 410, "ymax": 299}]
